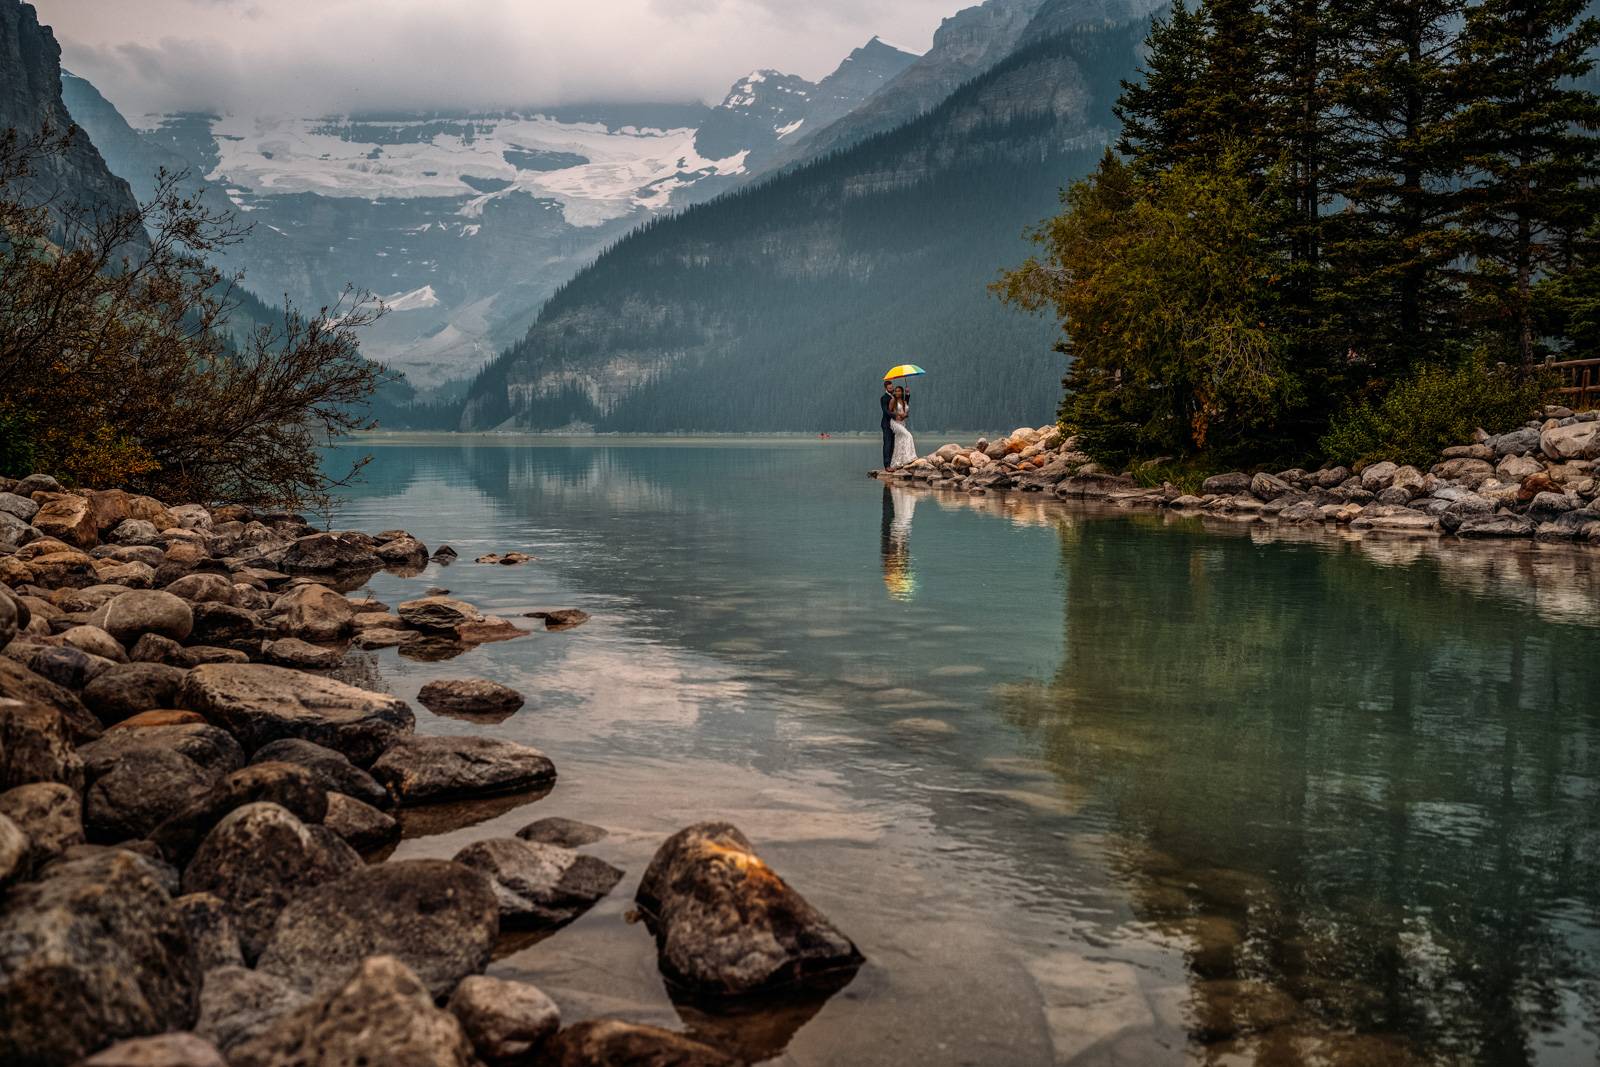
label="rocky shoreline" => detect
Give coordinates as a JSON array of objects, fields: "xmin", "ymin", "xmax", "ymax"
[
  {"xmin": 874, "ymin": 408, "xmax": 1600, "ymax": 544},
  {"xmin": 0, "ymin": 476, "xmax": 861, "ymax": 1066}
]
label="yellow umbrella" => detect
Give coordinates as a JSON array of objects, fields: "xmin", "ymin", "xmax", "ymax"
[{"xmin": 883, "ymin": 363, "xmax": 925, "ymax": 380}]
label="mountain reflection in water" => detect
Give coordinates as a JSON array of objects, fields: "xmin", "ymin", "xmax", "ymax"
[{"xmin": 327, "ymin": 439, "xmax": 1600, "ymax": 1066}]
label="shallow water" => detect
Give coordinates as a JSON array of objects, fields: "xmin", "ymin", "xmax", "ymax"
[{"xmin": 325, "ymin": 437, "xmax": 1600, "ymax": 1066}]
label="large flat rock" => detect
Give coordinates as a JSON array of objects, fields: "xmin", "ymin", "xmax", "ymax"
[{"xmin": 370, "ymin": 734, "xmax": 555, "ymax": 804}]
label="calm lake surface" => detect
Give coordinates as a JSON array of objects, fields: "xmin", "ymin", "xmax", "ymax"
[{"xmin": 326, "ymin": 437, "xmax": 1600, "ymax": 1066}]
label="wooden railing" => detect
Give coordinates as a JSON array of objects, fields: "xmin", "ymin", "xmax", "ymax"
[{"xmin": 1548, "ymin": 357, "xmax": 1600, "ymax": 412}]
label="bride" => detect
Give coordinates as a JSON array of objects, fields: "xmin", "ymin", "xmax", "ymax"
[{"xmin": 889, "ymin": 384, "xmax": 917, "ymax": 468}]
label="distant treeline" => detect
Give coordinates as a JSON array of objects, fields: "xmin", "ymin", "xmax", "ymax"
[{"xmin": 995, "ymin": 0, "xmax": 1600, "ymax": 468}]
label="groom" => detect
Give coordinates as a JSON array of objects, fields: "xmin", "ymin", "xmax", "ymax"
[{"xmin": 880, "ymin": 379, "xmax": 895, "ymax": 469}]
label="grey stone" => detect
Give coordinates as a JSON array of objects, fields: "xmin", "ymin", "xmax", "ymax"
[
  {"xmin": 1528, "ymin": 491, "xmax": 1576, "ymax": 523},
  {"xmin": 322, "ymin": 791, "xmax": 399, "ymax": 852},
  {"xmin": 83, "ymin": 662, "xmax": 189, "ymax": 724},
  {"xmin": 163, "ymin": 573, "xmax": 236, "ymax": 604},
  {"xmin": 1456, "ymin": 513, "xmax": 1536, "ymax": 539},
  {"xmin": 179, "ymin": 663, "xmax": 414, "ymax": 766},
  {"xmin": 447, "ymin": 975, "xmax": 560, "ymax": 1064},
  {"xmin": 149, "ymin": 760, "xmax": 330, "ymax": 864},
  {"xmin": 0, "ymin": 491, "xmax": 40, "ymax": 522},
  {"xmin": 256, "ymin": 859, "xmax": 499, "ymax": 999},
  {"xmin": 0, "ymin": 698, "xmax": 87, "ymax": 790},
  {"xmin": 1249, "ymin": 472, "xmax": 1292, "ymax": 501},
  {"xmin": 79, "ymin": 1033, "xmax": 228, "ymax": 1067},
  {"xmin": 278, "ymin": 532, "xmax": 382, "ymax": 575},
  {"xmin": 417, "ymin": 677, "xmax": 525, "ymax": 719},
  {"xmin": 272, "ymin": 584, "xmax": 354, "ymax": 642},
  {"xmin": 371, "ymin": 734, "xmax": 555, "ymax": 804},
  {"xmin": 96, "ymin": 590, "xmax": 194, "ymax": 645},
  {"xmin": 261, "ymin": 637, "xmax": 345, "ymax": 670},
  {"xmin": 1200, "ymin": 472, "xmax": 1252, "ymax": 495},
  {"xmin": 0, "ymin": 848, "xmax": 200, "ymax": 1067},
  {"xmin": 251, "ymin": 737, "xmax": 391, "ymax": 808},
  {"xmin": 1541, "ymin": 421, "xmax": 1600, "ymax": 461},
  {"xmin": 1359, "ymin": 461, "xmax": 1399, "ymax": 491},
  {"xmin": 0, "ymin": 511, "xmax": 35, "ymax": 553},
  {"xmin": 0, "ymin": 780, "xmax": 83, "ymax": 870},
  {"xmin": 635, "ymin": 821, "xmax": 862, "ymax": 997},
  {"xmin": 173, "ymin": 892, "xmax": 245, "ymax": 972},
  {"xmin": 1488, "ymin": 426, "xmax": 1542, "ymax": 457},
  {"xmin": 453, "ymin": 837, "xmax": 622, "ymax": 928},
  {"xmin": 195, "ymin": 966, "xmax": 310, "ymax": 1056},
  {"xmin": 84, "ymin": 746, "xmax": 214, "ymax": 842},
  {"xmin": 79, "ymin": 723, "xmax": 244, "ymax": 784}
]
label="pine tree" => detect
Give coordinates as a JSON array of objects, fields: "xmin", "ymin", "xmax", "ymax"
[
  {"xmin": 1451, "ymin": 0, "xmax": 1600, "ymax": 369},
  {"xmin": 1115, "ymin": 1, "xmax": 1210, "ymax": 173}
]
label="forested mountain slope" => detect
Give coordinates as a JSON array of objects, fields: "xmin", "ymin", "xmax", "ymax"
[{"xmin": 462, "ymin": 5, "xmax": 1156, "ymax": 432}]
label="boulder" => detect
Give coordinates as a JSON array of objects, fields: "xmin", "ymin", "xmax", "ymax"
[
  {"xmin": 0, "ymin": 848, "xmax": 200, "ymax": 1067},
  {"xmin": 448, "ymin": 975, "xmax": 560, "ymax": 1064},
  {"xmin": 79, "ymin": 723, "xmax": 244, "ymax": 784},
  {"xmin": 83, "ymin": 662, "xmax": 189, "ymax": 724},
  {"xmin": 14, "ymin": 473, "xmax": 62, "ymax": 494},
  {"xmin": 78, "ymin": 1033, "xmax": 227, "ymax": 1067},
  {"xmin": 397, "ymin": 596, "xmax": 486, "ymax": 633},
  {"xmin": 1201, "ymin": 472, "xmax": 1252, "ymax": 496},
  {"xmin": 187, "ymin": 603, "xmax": 268, "ymax": 647},
  {"xmin": 0, "ymin": 811, "xmax": 24, "ymax": 888},
  {"xmin": 1358, "ymin": 461, "xmax": 1399, "ymax": 491},
  {"xmin": 417, "ymin": 677, "xmax": 526, "ymax": 719},
  {"xmin": 173, "ymin": 892, "xmax": 245, "ymax": 971},
  {"xmin": 371, "ymin": 735, "xmax": 556, "ymax": 804},
  {"xmin": 1496, "ymin": 453, "xmax": 1544, "ymax": 483},
  {"xmin": 85, "ymin": 746, "xmax": 214, "ymax": 842},
  {"xmin": 0, "ymin": 511, "xmax": 38, "ymax": 552},
  {"xmin": 635, "ymin": 821, "xmax": 862, "ymax": 997},
  {"xmin": 57, "ymin": 624, "xmax": 128, "ymax": 663},
  {"xmin": 22, "ymin": 549, "xmax": 96, "ymax": 587},
  {"xmin": 95, "ymin": 560, "xmax": 158, "ymax": 588},
  {"xmin": 97, "ymin": 590, "xmax": 194, "ymax": 645},
  {"xmin": 278, "ymin": 532, "xmax": 382, "ymax": 575},
  {"xmin": 181, "ymin": 802, "xmax": 360, "ymax": 959},
  {"xmin": 1456, "ymin": 514, "xmax": 1536, "ymax": 539},
  {"xmin": 272, "ymin": 584, "xmax": 353, "ymax": 642},
  {"xmin": 129, "ymin": 633, "xmax": 191, "ymax": 666},
  {"xmin": 0, "ymin": 491, "xmax": 40, "ymax": 523},
  {"xmin": 377, "ymin": 536, "xmax": 429, "ymax": 566},
  {"xmin": 1541, "ymin": 421, "xmax": 1600, "ymax": 461},
  {"xmin": 3, "ymin": 643, "xmax": 115, "ymax": 716},
  {"xmin": 322, "ymin": 791, "xmax": 400, "ymax": 853},
  {"xmin": 530, "ymin": 608, "xmax": 590, "ymax": 631},
  {"xmin": 250, "ymin": 737, "xmax": 392, "ymax": 808},
  {"xmin": 1528, "ymin": 491, "xmax": 1576, "ymax": 524},
  {"xmin": 0, "ymin": 698, "xmax": 86, "ymax": 790},
  {"xmin": 517, "ymin": 816, "xmax": 608, "ymax": 848},
  {"xmin": 1439, "ymin": 496, "xmax": 1495, "ymax": 533},
  {"xmin": 163, "ymin": 574, "xmax": 236, "ymax": 604},
  {"xmin": 256, "ymin": 860, "xmax": 498, "ymax": 999},
  {"xmin": 453, "ymin": 838, "xmax": 623, "ymax": 928},
  {"xmin": 431, "ymin": 545, "xmax": 459, "ymax": 563},
  {"xmin": 179, "ymin": 664, "xmax": 414, "ymax": 766},
  {"xmin": 32, "ymin": 494, "xmax": 98, "ymax": 549},
  {"xmin": 0, "ymin": 780, "xmax": 84, "ymax": 870},
  {"xmin": 107, "ymin": 519, "xmax": 164, "ymax": 547},
  {"xmin": 543, "ymin": 1021, "xmax": 741, "ymax": 1067},
  {"xmin": 168, "ymin": 505, "xmax": 213, "ymax": 531},
  {"xmin": 1249, "ymin": 472, "xmax": 1292, "ymax": 501},
  {"xmin": 195, "ymin": 966, "xmax": 310, "ymax": 1056},
  {"xmin": 261, "ymin": 637, "xmax": 345, "ymax": 670},
  {"xmin": 149, "ymin": 761, "xmax": 330, "ymax": 865},
  {"xmin": 1488, "ymin": 426, "xmax": 1542, "ymax": 457},
  {"xmin": 229, "ymin": 956, "xmax": 478, "ymax": 1067},
  {"xmin": 112, "ymin": 709, "xmax": 207, "ymax": 729}
]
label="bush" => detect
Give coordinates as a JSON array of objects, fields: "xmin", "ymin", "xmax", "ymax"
[
  {"xmin": 1320, "ymin": 356, "xmax": 1551, "ymax": 469},
  {"xmin": 0, "ymin": 126, "xmax": 387, "ymax": 507},
  {"xmin": 0, "ymin": 409, "xmax": 38, "ymax": 478}
]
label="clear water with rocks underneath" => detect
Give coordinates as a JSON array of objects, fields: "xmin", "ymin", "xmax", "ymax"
[{"xmin": 326, "ymin": 436, "xmax": 1600, "ymax": 1066}]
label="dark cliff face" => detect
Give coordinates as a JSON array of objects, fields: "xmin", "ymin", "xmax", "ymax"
[
  {"xmin": 59, "ymin": 71, "xmax": 197, "ymax": 205},
  {"xmin": 0, "ymin": 1, "xmax": 143, "ymax": 244},
  {"xmin": 462, "ymin": 11, "xmax": 1154, "ymax": 433}
]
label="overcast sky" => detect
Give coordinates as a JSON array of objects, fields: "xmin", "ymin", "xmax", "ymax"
[{"xmin": 33, "ymin": 0, "xmax": 957, "ymax": 119}]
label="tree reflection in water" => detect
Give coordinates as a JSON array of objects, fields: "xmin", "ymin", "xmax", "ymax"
[{"xmin": 998, "ymin": 516, "xmax": 1600, "ymax": 1065}]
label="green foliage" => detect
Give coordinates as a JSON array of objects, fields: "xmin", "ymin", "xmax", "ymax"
[
  {"xmin": 1320, "ymin": 356, "xmax": 1551, "ymax": 468},
  {"xmin": 0, "ymin": 409, "xmax": 38, "ymax": 478}
]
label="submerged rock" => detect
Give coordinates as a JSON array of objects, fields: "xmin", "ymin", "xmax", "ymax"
[
  {"xmin": 635, "ymin": 821, "xmax": 863, "ymax": 998},
  {"xmin": 255, "ymin": 859, "xmax": 499, "ymax": 998},
  {"xmin": 0, "ymin": 848, "xmax": 200, "ymax": 1067},
  {"xmin": 517, "ymin": 816, "xmax": 608, "ymax": 848},
  {"xmin": 371, "ymin": 734, "xmax": 555, "ymax": 804},
  {"xmin": 453, "ymin": 837, "xmax": 622, "ymax": 928},
  {"xmin": 179, "ymin": 663, "xmax": 414, "ymax": 765}
]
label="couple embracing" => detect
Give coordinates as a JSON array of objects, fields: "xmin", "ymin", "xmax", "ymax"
[{"xmin": 879, "ymin": 379, "xmax": 917, "ymax": 470}]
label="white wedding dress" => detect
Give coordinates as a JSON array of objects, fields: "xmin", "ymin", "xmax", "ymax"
[{"xmin": 889, "ymin": 405, "xmax": 917, "ymax": 468}]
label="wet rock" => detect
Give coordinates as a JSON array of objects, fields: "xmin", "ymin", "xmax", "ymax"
[
  {"xmin": 636, "ymin": 821, "xmax": 863, "ymax": 997},
  {"xmin": 0, "ymin": 780, "xmax": 83, "ymax": 869},
  {"xmin": 164, "ymin": 573, "xmax": 237, "ymax": 604},
  {"xmin": 150, "ymin": 761, "xmax": 330, "ymax": 864},
  {"xmin": 0, "ymin": 848, "xmax": 200, "ymax": 1067},
  {"xmin": 454, "ymin": 838, "xmax": 622, "ymax": 928},
  {"xmin": 398, "ymin": 632, "xmax": 473, "ymax": 661},
  {"xmin": 517, "ymin": 816, "xmax": 608, "ymax": 848},
  {"xmin": 431, "ymin": 545, "xmax": 458, "ymax": 562},
  {"xmin": 377, "ymin": 535, "xmax": 429, "ymax": 566},
  {"xmin": 530, "ymin": 608, "xmax": 591, "ymax": 630},
  {"xmin": 397, "ymin": 596, "xmax": 485, "ymax": 632},
  {"xmin": 173, "ymin": 892, "xmax": 245, "ymax": 971},
  {"xmin": 229, "ymin": 956, "xmax": 478, "ymax": 1067},
  {"xmin": 1456, "ymin": 513, "xmax": 1536, "ymax": 539},
  {"xmin": 0, "ymin": 698, "xmax": 86, "ymax": 790},
  {"xmin": 78, "ymin": 1033, "xmax": 226, "ymax": 1067},
  {"xmin": 371, "ymin": 734, "xmax": 556, "ymax": 804},
  {"xmin": 250, "ymin": 737, "xmax": 392, "ymax": 808},
  {"xmin": 83, "ymin": 662, "xmax": 189, "ymax": 724},
  {"xmin": 261, "ymin": 637, "xmax": 344, "ymax": 670},
  {"xmin": 544, "ymin": 1021, "xmax": 741, "ymax": 1067},
  {"xmin": 85, "ymin": 746, "xmax": 214, "ymax": 842},
  {"xmin": 181, "ymin": 802, "xmax": 360, "ymax": 959},
  {"xmin": 273, "ymin": 584, "xmax": 353, "ymax": 642},
  {"xmin": 279, "ymin": 532, "xmax": 382, "ymax": 575},
  {"xmin": 418, "ymin": 677, "xmax": 525, "ymax": 718},
  {"xmin": 79, "ymin": 723, "xmax": 244, "ymax": 784},
  {"xmin": 322, "ymin": 791, "xmax": 399, "ymax": 852},
  {"xmin": 0, "ymin": 656, "xmax": 103, "ymax": 742},
  {"xmin": 448, "ymin": 975, "xmax": 560, "ymax": 1064},
  {"xmin": 179, "ymin": 663, "xmax": 414, "ymax": 766},
  {"xmin": 195, "ymin": 966, "xmax": 310, "ymax": 1056},
  {"xmin": 32, "ymin": 494, "xmax": 98, "ymax": 548},
  {"xmin": 96, "ymin": 590, "xmax": 194, "ymax": 645},
  {"xmin": 256, "ymin": 859, "xmax": 499, "ymax": 998},
  {"xmin": 351, "ymin": 610, "xmax": 403, "ymax": 630},
  {"xmin": 353, "ymin": 627, "xmax": 409, "ymax": 649}
]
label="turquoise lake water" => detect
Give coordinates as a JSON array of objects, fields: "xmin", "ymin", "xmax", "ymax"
[{"xmin": 325, "ymin": 436, "xmax": 1600, "ymax": 1066}]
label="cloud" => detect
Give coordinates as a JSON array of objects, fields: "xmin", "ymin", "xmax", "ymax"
[{"xmin": 36, "ymin": 0, "xmax": 949, "ymax": 119}]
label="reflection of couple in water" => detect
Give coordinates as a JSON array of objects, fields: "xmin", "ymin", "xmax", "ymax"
[{"xmin": 881, "ymin": 484, "xmax": 917, "ymax": 600}]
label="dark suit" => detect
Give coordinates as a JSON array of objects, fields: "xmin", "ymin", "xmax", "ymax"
[{"xmin": 880, "ymin": 389, "xmax": 894, "ymax": 469}]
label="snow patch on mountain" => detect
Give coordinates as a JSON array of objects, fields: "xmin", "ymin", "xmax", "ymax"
[{"xmin": 383, "ymin": 284, "xmax": 439, "ymax": 312}]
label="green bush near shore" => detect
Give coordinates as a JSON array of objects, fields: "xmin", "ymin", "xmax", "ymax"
[{"xmin": 1320, "ymin": 357, "xmax": 1552, "ymax": 469}]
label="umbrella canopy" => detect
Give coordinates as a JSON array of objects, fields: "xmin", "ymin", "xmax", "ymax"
[{"xmin": 883, "ymin": 363, "xmax": 926, "ymax": 380}]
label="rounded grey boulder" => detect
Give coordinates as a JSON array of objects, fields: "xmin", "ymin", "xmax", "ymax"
[
  {"xmin": 447, "ymin": 975, "xmax": 560, "ymax": 1064},
  {"xmin": 97, "ymin": 590, "xmax": 194, "ymax": 645}
]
